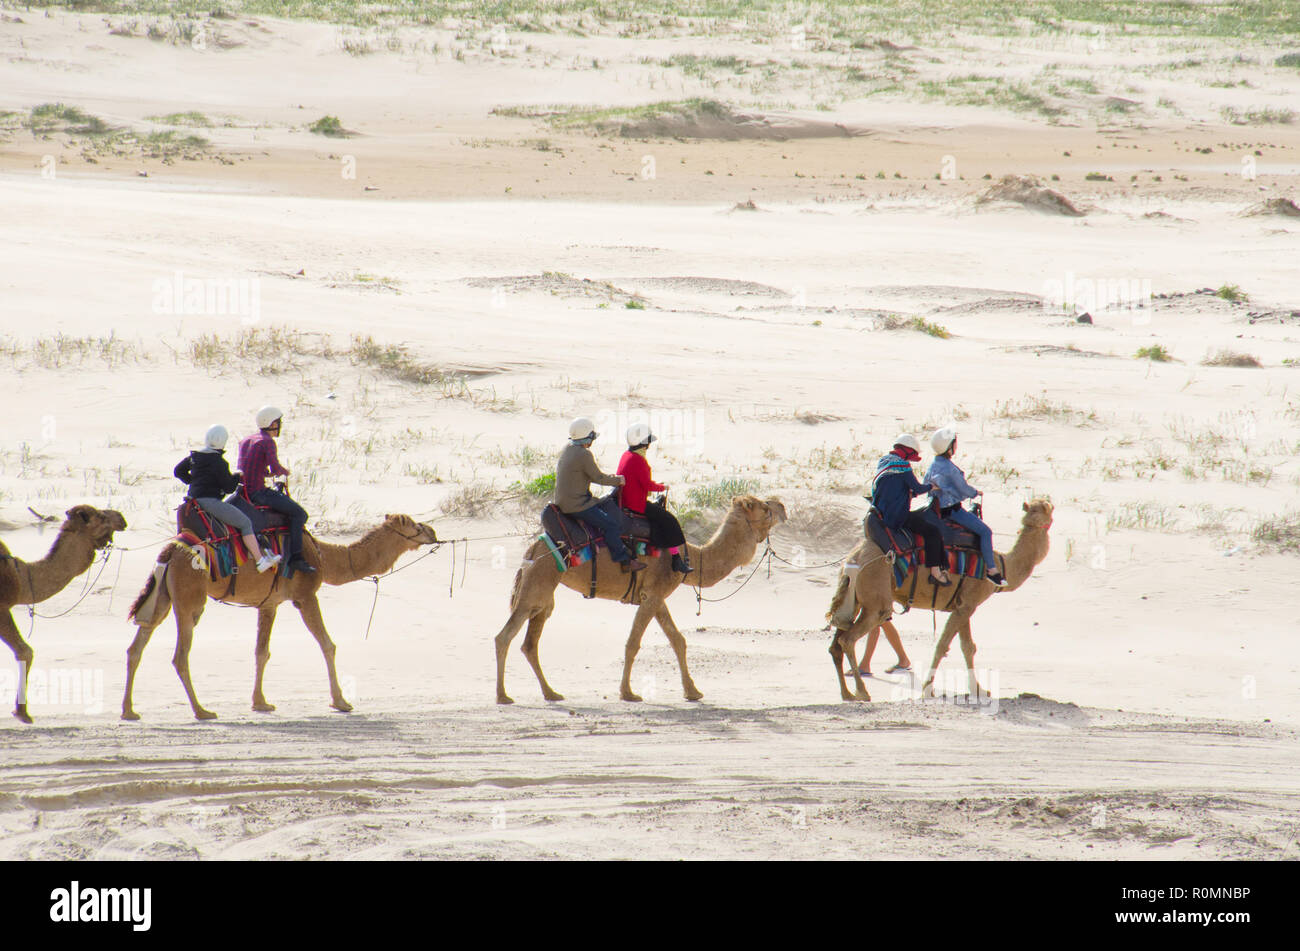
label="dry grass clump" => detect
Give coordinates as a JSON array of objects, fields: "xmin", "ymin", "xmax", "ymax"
[
  {"xmin": 975, "ymin": 175, "xmax": 1083, "ymax": 216},
  {"xmin": 2, "ymin": 332, "xmax": 144, "ymax": 369},
  {"xmin": 991, "ymin": 394, "xmax": 1097, "ymax": 423},
  {"xmin": 875, "ymin": 314, "xmax": 951, "ymax": 338},
  {"xmin": 439, "ymin": 481, "xmax": 501, "ymax": 517},
  {"xmin": 1251, "ymin": 511, "xmax": 1300, "ymax": 552},
  {"xmin": 1201, "ymin": 350, "xmax": 1261, "ymax": 368}
]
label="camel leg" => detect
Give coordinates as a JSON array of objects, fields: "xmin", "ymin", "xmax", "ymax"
[
  {"xmin": 520, "ymin": 603, "xmax": 563, "ymax": 701},
  {"xmin": 122, "ymin": 575, "xmax": 172, "ymax": 721},
  {"xmin": 921, "ymin": 613, "xmax": 964, "ymax": 699},
  {"xmin": 494, "ymin": 605, "xmax": 533, "ymax": 705},
  {"xmin": 292, "ymin": 595, "xmax": 351, "ymax": 713},
  {"xmin": 619, "ymin": 601, "xmax": 659, "ymax": 702},
  {"xmin": 829, "ymin": 607, "xmax": 881, "ymax": 702},
  {"xmin": 1, "ymin": 611, "xmax": 34, "ymax": 723},
  {"xmin": 172, "ymin": 603, "xmax": 216, "ymax": 721},
  {"xmin": 252, "ymin": 605, "xmax": 279, "ymax": 712},
  {"xmin": 957, "ymin": 618, "xmax": 984, "ymax": 699},
  {"xmin": 654, "ymin": 603, "xmax": 703, "ymax": 701}
]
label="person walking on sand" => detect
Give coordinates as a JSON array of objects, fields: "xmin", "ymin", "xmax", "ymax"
[
  {"xmin": 870, "ymin": 433, "xmax": 951, "ymax": 586},
  {"xmin": 175, "ymin": 425, "xmax": 280, "ymax": 573},
  {"xmin": 926, "ymin": 427, "xmax": 1006, "ymax": 587},
  {"xmin": 617, "ymin": 423, "xmax": 691, "ymax": 574},
  {"xmin": 237, "ymin": 405, "xmax": 315, "ymax": 575},
  {"xmin": 555, "ymin": 418, "xmax": 646, "ymax": 573},
  {"xmin": 855, "ymin": 620, "xmax": 912, "ymax": 677}
]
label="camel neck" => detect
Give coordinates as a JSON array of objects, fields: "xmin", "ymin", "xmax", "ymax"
[
  {"xmin": 684, "ymin": 513, "xmax": 762, "ymax": 588},
  {"xmin": 315, "ymin": 527, "xmax": 411, "ymax": 585},
  {"xmin": 1002, "ymin": 524, "xmax": 1050, "ymax": 590},
  {"xmin": 16, "ymin": 529, "xmax": 98, "ymax": 605}
]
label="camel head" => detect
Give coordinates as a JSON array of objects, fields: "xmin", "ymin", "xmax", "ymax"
[
  {"xmin": 1021, "ymin": 499, "xmax": 1054, "ymax": 532},
  {"xmin": 382, "ymin": 513, "xmax": 439, "ymax": 547},
  {"xmin": 732, "ymin": 495, "xmax": 787, "ymax": 539},
  {"xmin": 64, "ymin": 504, "xmax": 128, "ymax": 549}
]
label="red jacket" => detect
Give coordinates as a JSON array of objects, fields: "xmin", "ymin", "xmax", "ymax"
[{"xmin": 616, "ymin": 450, "xmax": 664, "ymax": 514}]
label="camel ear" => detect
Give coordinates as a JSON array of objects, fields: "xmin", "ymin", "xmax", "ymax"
[
  {"xmin": 66, "ymin": 505, "xmax": 90, "ymax": 523},
  {"xmin": 1022, "ymin": 501, "xmax": 1029, "ymax": 512},
  {"xmin": 735, "ymin": 496, "xmax": 756, "ymax": 512}
]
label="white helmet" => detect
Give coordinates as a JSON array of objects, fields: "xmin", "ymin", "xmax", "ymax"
[
  {"xmin": 626, "ymin": 423, "xmax": 656, "ymax": 448},
  {"xmin": 931, "ymin": 427, "xmax": 957, "ymax": 455},
  {"xmin": 894, "ymin": 433, "xmax": 921, "ymax": 454},
  {"xmin": 568, "ymin": 417, "xmax": 596, "ymax": 441},
  {"xmin": 204, "ymin": 424, "xmax": 228, "ymax": 452},
  {"xmin": 256, "ymin": 405, "xmax": 283, "ymax": 430}
]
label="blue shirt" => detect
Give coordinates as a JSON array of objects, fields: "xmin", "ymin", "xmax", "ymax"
[{"xmin": 926, "ymin": 455, "xmax": 979, "ymax": 510}]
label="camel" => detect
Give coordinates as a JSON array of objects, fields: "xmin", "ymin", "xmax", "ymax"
[
  {"xmin": 495, "ymin": 495, "xmax": 787, "ymax": 704},
  {"xmin": 122, "ymin": 513, "xmax": 438, "ymax": 720},
  {"xmin": 824, "ymin": 500, "xmax": 1053, "ymax": 703},
  {"xmin": 0, "ymin": 505, "xmax": 128, "ymax": 723}
]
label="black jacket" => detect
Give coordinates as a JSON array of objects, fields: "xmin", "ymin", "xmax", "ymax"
[{"xmin": 174, "ymin": 450, "xmax": 241, "ymax": 500}]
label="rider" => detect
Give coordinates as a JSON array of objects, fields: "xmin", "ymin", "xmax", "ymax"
[
  {"xmin": 174, "ymin": 425, "xmax": 280, "ymax": 573},
  {"xmin": 870, "ymin": 433, "xmax": 951, "ymax": 586},
  {"xmin": 926, "ymin": 427, "xmax": 1006, "ymax": 587},
  {"xmin": 617, "ymin": 423, "xmax": 691, "ymax": 574},
  {"xmin": 237, "ymin": 405, "xmax": 315, "ymax": 575},
  {"xmin": 555, "ymin": 418, "xmax": 646, "ymax": 573}
]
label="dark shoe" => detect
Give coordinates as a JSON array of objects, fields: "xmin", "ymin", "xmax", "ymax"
[
  {"xmin": 620, "ymin": 559, "xmax": 647, "ymax": 573},
  {"xmin": 671, "ymin": 553, "xmax": 691, "ymax": 574},
  {"xmin": 986, "ymin": 571, "xmax": 1008, "ymax": 588},
  {"xmin": 289, "ymin": 556, "xmax": 317, "ymax": 574}
]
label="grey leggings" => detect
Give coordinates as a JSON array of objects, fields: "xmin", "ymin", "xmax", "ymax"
[{"xmin": 194, "ymin": 497, "xmax": 254, "ymax": 537}]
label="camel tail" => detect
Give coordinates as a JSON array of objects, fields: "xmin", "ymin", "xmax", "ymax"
[
  {"xmin": 127, "ymin": 545, "xmax": 175, "ymax": 623},
  {"xmin": 825, "ymin": 563, "xmax": 862, "ymax": 630},
  {"xmin": 508, "ymin": 566, "xmax": 524, "ymax": 610}
]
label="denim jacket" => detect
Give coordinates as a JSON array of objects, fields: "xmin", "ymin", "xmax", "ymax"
[{"xmin": 926, "ymin": 455, "xmax": 978, "ymax": 510}]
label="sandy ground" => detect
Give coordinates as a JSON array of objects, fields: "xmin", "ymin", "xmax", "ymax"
[{"xmin": 1, "ymin": 8, "xmax": 1298, "ymax": 860}]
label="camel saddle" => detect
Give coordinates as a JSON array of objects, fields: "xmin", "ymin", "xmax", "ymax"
[
  {"xmin": 541, "ymin": 503, "xmax": 650, "ymax": 557},
  {"xmin": 864, "ymin": 508, "xmax": 980, "ymax": 558},
  {"xmin": 176, "ymin": 496, "xmax": 289, "ymax": 542}
]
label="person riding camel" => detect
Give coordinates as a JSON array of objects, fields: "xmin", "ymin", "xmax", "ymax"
[
  {"xmin": 870, "ymin": 433, "xmax": 951, "ymax": 586},
  {"xmin": 555, "ymin": 417, "xmax": 646, "ymax": 573},
  {"xmin": 174, "ymin": 425, "xmax": 281, "ymax": 574},
  {"xmin": 237, "ymin": 405, "xmax": 315, "ymax": 575},
  {"xmin": 617, "ymin": 423, "xmax": 691, "ymax": 574},
  {"xmin": 926, "ymin": 427, "xmax": 1006, "ymax": 587}
]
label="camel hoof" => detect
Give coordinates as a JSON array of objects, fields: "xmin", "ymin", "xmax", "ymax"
[
  {"xmin": 13, "ymin": 706, "xmax": 32, "ymax": 724},
  {"xmin": 684, "ymin": 690, "xmax": 704, "ymax": 702},
  {"xmin": 621, "ymin": 692, "xmax": 643, "ymax": 703},
  {"xmin": 194, "ymin": 709, "xmax": 218, "ymax": 721},
  {"xmin": 497, "ymin": 695, "xmax": 515, "ymax": 705},
  {"xmin": 331, "ymin": 700, "xmax": 353, "ymax": 713},
  {"xmin": 120, "ymin": 710, "xmax": 140, "ymax": 722},
  {"xmin": 253, "ymin": 702, "xmax": 276, "ymax": 713},
  {"xmin": 543, "ymin": 692, "xmax": 565, "ymax": 702}
]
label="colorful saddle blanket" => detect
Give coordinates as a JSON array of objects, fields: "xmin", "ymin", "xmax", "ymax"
[
  {"xmin": 864, "ymin": 509, "xmax": 991, "ymax": 589},
  {"xmin": 175, "ymin": 500, "xmax": 289, "ymax": 580},
  {"xmin": 539, "ymin": 504, "xmax": 658, "ymax": 573}
]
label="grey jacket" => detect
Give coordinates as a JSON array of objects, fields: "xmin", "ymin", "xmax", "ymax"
[{"xmin": 555, "ymin": 443, "xmax": 621, "ymax": 514}]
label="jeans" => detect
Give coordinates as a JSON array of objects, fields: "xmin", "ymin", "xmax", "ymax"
[
  {"xmin": 572, "ymin": 496, "xmax": 631, "ymax": 563},
  {"xmin": 252, "ymin": 488, "xmax": 308, "ymax": 558},
  {"xmin": 946, "ymin": 506, "xmax": 996, "ymax": 568}
]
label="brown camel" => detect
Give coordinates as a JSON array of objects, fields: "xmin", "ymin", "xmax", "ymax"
[
  {"xmin": 122, "ymin": 513, "xmax": 438, "ymax": 720},
  {"xmin": 824, "ymin": 500, "xmax": 1053, "ymax": 703},
  {"xmin": 495, "ymin": 495, "xmax": 787, "ymax": 704},
  {"xmin": 0, "ymin": 505, "xmax": 128, "ymax": 723}
]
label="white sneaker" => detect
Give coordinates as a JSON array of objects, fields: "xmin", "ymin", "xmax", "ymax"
[{"xmin": 256, "ymin": 553, "xmax": 281, "ymax": 574}]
